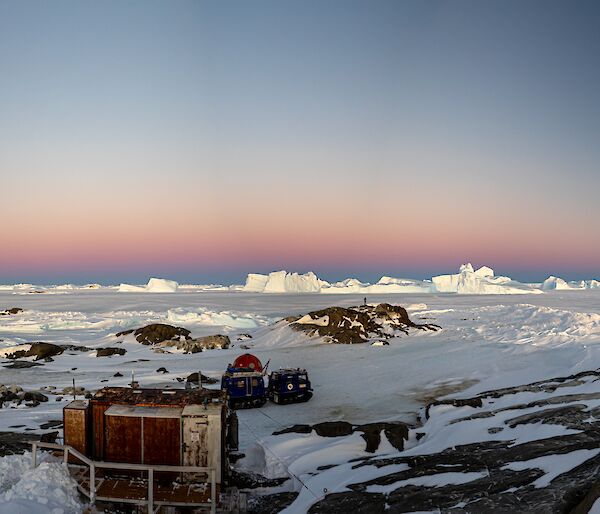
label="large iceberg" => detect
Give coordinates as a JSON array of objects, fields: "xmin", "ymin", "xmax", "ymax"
[
  {"xmin": 119, "ymin": 277, "xmax": 178, "ymax": 293},
  {"xmin": 432, "ymin": 264, "xmax": 542, "ymax": 295},
  {"xmin": 242, "ymin": 271, "xmax": 326, "ymax": 293}
]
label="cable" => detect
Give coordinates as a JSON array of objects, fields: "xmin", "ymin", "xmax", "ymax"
[{"xmin": 255, "ymin": 408, "xmax": 286, "ymax": 429}]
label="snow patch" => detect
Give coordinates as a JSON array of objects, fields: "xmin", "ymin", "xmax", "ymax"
[{"xmin": 0, "ymin": 452, "xmax": 82, "ymax": 514}]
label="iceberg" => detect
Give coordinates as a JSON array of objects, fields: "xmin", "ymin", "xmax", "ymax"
[
  {"xmin": 119, "ymin": 278, "xmax": 178, "ymax": 293},
  {"xmin": 242, "ymin": 271, "xmax": 326, "ymax": 293},
  {"xmin": 542, "ymin": 276, "xmax": 600, "ymax": 291},
  {"xmin": 432, "ymin": 264, "xmax": 542, "ymax": 295}
]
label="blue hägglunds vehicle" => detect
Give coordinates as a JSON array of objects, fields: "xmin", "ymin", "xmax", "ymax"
[
  {"xmin": 268, "ymin": 368, "xmax": 313, "ymax": 404},
  {"xmin": 221, "ymin": 354, "xmax": 267, "ymax": 409}
]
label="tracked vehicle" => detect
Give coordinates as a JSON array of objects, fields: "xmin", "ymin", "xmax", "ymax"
[
  {"xmin": 268, "ymin": 368, "xmax": 313, "ymax": 404},
  {"xmin": 221, "ymin": 354, "xmax": 267, "ymax": 409}
]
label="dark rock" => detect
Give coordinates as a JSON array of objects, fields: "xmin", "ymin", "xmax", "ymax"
[
  {"xmin": 170, "ymin": 334, "xmax": 231, "ymax": 353},
  {"xmin": 39, "ymin": 420, "xmax": 62, "ymax": 429},
  {"xmin": 313, "ymin": 421, "xmax": 354, "ymax": 438},
  {"xmin": 3, "ymin": 361, "xmax": 43, "ymax": 369},
  {"xmin": 0, "ymin": 391, "xmax": 19, "ymax": 402},
  {"xmin": 25, "ymin": 401, "xmax": 40, "ymax": 407},
  {"xmin": 1, "ymin": 308, "xmax": 23, "ymax": 315},
  {"xmin": 156, "ymin": 367, "xmax": 168, "ymax": 373},
  {"xmin": 186, "ymin": 372, "xmax": 218, "ymax": 385},
  {"xmin": 23, "ymin": 392, "xmax": 48, "ymax": 403},
  {"xmin": 40, "ymin": 431, "xmax": 58, "ymax": 443},
  {"xmin": 0, "ymin": 431, "xmax": 40, "ymax": 456},
  {"xmin": 117, "ymin": 324, "xmax": 191, "ymax": 345},
  {"xmin": 113, "ymin": 372, "xmax": 123, "ymax": 377},
  {"xmin": 288, "ymin": 304, "xmax": 440, "ymax": 344},
  {"xmin": 249, "ymin": 492, "xmax": 299, "ymax": 514},
  {"xmin": 85, "ymin": 393, "xmax": 93, "ymax": 399},
  {"xmin": 96, "ymin": 347, "xmax": 127, "ymax": 357},
  {"xmin": 356, "ymin": 422, "xmax": 409, "ymax": 452},
  {"xmin": 237, "ymin": 333, "xmax": 253, "ymax": 340},
  {"xmin": 426, "ymin": 396, "xmax": 483, "ymax": 419},
  {"xmin": 43, "ymin": 357, "xmax": 54, "ymax": 362},
  {"xmin": 309, "ymin": 492, "xmax": 386, "ymax": 514},
  {"xmin": 505, "ymin": 404, "xmax": 588, "ymax": 429},
  {"xmin": 273, "ymin": 424, "xmax": 313, "ymax": 436},
  {"xmin": 228, "ymin": 469, "xmax": 289, "ymax": 489},
  {"xmin": 1, "ymin": 342, "xmax": 63, "ymax": 361},
  {"xmin": 58, "ymin": 344, "xmax": 93, "ymax": 352}
]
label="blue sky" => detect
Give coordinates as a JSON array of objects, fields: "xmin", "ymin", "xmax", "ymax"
[{"xmin": 1, "ymin": 1, "xmax": 599, "ymax": 284}]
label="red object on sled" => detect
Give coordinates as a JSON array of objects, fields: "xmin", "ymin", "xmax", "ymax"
[{"xmin": 232, "ymin": 353, "xmax": 263, "ymax": 372}]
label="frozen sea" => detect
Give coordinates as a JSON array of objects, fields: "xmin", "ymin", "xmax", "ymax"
[{"xmin": 2, "ymin": 289, "xmax": 600, "ymax": 512}]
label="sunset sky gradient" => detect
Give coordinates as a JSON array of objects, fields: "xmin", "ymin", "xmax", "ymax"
[{"xmin": 1, "ymin": 0, "xmax": 599, "ymax": 284}]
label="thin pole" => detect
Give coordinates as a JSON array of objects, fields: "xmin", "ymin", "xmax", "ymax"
[{"xmin": 72, "ymin": 378, "xmax": 76, "ymax": 400}]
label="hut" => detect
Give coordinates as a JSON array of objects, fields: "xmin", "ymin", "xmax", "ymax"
[{"xmin": 63, "ymin": 386, "xmax": 237, "ymax": 486}]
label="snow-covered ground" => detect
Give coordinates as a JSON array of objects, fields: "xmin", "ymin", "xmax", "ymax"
[{"xmin": 2, "ymin": 289, "xmax": 600, "ymax": 512}]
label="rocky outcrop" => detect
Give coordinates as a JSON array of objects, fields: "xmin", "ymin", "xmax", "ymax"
[
  {"xmin": 186, "ymin": 372, "xmax": 219, "ymax": 385},
  {"xmin": 95, "ymin": 347, "xmax": 127, "ymax": 357},
  {"xmin": 0, "ymin": 308, "xmax": 23, "ymax": 316},
  {"xmin": 273, "ymin": 421, "xmax": 410, "ymax": 452},
  {"xmin": 116, "ymin": 324, "xmax": 191, "ymax": 345},
  {"xmin": 171, "ymin": 335, "xmax": 230, "ymax": 353},
  {"xmin": 1, "ymin": 342, "xmax": 64, "ymax": 361},
  {"xmin": 287, "ymin": 304, "xmax": 440, "ymax": 344},
  {"xmin": 307, "ymin": 370, "xmax": 600, "ymax": 513}
]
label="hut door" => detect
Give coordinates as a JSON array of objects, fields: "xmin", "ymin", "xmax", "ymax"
[{"xmin": 183, "ymin": 416, "xmax": 208, "ymax": 467}]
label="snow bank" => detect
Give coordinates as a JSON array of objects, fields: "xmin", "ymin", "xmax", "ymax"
[
  {"xmin": 119, "ymin": 277, "xmax": 178, "ymax": 293},
  {"xmin": 432, "ymin": 263, "xmax": 541, "ymax": 295},
  {"xmin": 0, "ymin": 452, "xmax": 82, "ymax": 514},
  {"xmin": 242, "ymin": 271, "xmax": 326, "ymax": 293}
]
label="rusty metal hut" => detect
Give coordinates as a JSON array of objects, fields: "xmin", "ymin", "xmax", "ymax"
[{"xmin": 63, "ymin": 386, "xmax": 238, "ymax": 488}]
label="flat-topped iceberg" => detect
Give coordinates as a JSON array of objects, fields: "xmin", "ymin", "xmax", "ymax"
[{"xmin": 242, "ymin": 271, "xmax": 326, "ymax": 293}]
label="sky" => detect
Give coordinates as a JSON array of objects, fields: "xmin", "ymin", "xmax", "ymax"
[{"xmin": 1, "ymin": 0, "xmax": 599, "ymax": 284}]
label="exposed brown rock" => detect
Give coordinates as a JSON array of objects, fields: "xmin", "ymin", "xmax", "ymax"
[
  {"xmin": 287, "ymin": 304, "xmax": 440, "ymax": 344},
  {"xmin": 0, "ymin": 308, "xmax": 23, "ymax": 316},
  {"xmin": 116, "ymin": 324, "xmax": 191, "ymax": 345},
  {"xmin": 96, "ymin": 347, "xmax": 127, "ymax": 357},
  {"xmin": 1, "ymin": 342, "xmax": 63, "ymax": 361}
]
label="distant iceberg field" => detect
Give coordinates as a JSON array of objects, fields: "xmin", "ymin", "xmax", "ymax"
[{"xmin": 2, "ymin": 264, "xmax": 598, "ymax": 295}]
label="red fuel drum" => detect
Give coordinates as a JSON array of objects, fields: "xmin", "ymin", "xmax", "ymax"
[{"xmin": 232, "ymin": 353, "xmax": 263, "ymax": 372}]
